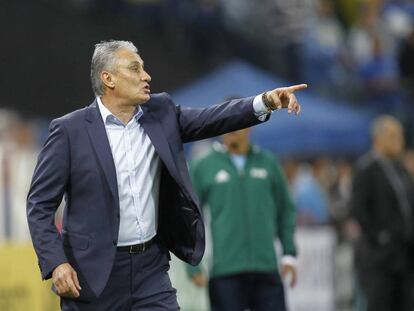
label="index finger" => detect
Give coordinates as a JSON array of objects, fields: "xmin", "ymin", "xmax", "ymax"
[{"xmin": 286, "ymin": 84, "xmax": 308, "ymax": 93}]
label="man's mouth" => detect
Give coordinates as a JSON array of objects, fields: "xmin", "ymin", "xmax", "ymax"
[{"xmin": 143, "ymin": 85, "xmax": 151, "ymax": 94}]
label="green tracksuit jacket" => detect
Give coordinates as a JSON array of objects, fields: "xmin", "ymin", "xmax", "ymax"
[{"xmin": 186, "ymin": 143, "xmax": 297, "ymax": 279}]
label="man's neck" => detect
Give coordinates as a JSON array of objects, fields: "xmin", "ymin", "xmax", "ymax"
[
  {"xmin": 227, "ymin": 143, "xmax": 249, "ymax": 155},
  {"xmin": 100, "ymin": 96, "xmax": 137, "ymax": 125}
]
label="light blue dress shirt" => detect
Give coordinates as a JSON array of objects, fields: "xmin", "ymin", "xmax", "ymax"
[{"xmin": 97, "ymin": 98, "xmax": 161, "ymax": 246}]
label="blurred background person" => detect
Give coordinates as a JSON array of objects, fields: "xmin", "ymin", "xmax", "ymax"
[
  {"xmin": 186, "ymin": 127, "xmax": 297, "ymax": 311},
  {"xmin": 302, "ymin": 0, "xmax": 349, "ymax": 98},
  {"xmin": 0, "ymin": 110, "xmax": 39, "ymax": 243},
  {"xmin": 350, "ymin": 115, "xmax": 414, "ymax": 311},
  {"xmin": 290, "ymin": 159, "xmax": 331, "ymax": 226}
]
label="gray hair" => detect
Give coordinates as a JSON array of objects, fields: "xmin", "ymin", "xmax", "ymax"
[
  {"xmin": 90, "ymin": 40, "xmax": 138, "ymax": 96},
  {"xmin": 371, "ymin": 115, "xmax": 401, "ymax": 139}
]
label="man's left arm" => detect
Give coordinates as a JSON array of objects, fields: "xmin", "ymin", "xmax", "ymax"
[{"xmin": 175, "ymin": 84, "xmax": 306, "ymax": 143}]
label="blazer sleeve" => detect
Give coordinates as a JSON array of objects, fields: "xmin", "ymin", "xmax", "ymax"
[
  {"xmin": 27, "ymin": 119, "xmax": 69, "ymax": 280},
  {"xmin": 173, "ymin": 95, "xmax": 270, "ymax": 143}
]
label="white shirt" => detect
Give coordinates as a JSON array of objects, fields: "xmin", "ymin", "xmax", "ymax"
[{"xmin": 97, "ymin": 98, "xmax": 161, "ymax": 246}]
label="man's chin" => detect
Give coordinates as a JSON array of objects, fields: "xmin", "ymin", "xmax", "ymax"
[{"xmin": 137, "ymin": 94, "xmax": 151, "ymax": 105}]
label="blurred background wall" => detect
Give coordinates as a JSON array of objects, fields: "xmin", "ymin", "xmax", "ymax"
[{"xmin": 1, "ymin": 0, "xmax": 414, "ymax": 310}]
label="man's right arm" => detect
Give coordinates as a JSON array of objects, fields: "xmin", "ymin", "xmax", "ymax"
[
  {"xmin": 174, "ymin": 84, "xmax": 306, "ymax": 143},
  {"xmin": 27, "ymin": 119, "xmax": 69, "ymax": 280}
]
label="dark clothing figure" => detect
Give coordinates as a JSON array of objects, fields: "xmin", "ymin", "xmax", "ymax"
[{"xmin": 351, "ymin": 152, "xmax": 414, "ymax": 311}]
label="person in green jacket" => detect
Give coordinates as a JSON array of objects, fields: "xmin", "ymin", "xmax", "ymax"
[{"xmin": 186, "ymin": 127, "xmax": 298, "ymax": 311}]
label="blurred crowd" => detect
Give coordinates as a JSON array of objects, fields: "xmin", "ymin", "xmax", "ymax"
[
  {"xmin": 0, "ymin": 111, "xmax": 41, "ymax": 243},
  {"xmin": 282, "ymin": 148, "xmax": 414, "ymax": 236},
  {"xmin": 56, "ymin": 0, "xmax": 414, "ymax": 145}
]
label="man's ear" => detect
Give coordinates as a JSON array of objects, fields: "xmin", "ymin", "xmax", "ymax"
[{"xmin": 101, "ymin": 71, "xmax": 115, "ymax": 90}]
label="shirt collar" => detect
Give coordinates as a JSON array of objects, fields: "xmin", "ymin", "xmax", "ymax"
[{"xmin": 96, "ymin": 97, "xmax": 143, "ymax": 125}]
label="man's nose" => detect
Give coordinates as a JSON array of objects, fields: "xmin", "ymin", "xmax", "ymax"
[{"xmin": 143, "ymin": 70, "xmax": 151, "ymax": 82}]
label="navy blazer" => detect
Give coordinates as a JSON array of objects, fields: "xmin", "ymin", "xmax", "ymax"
[{"xmin": 27, "ymin": 93, "xmax": 267, "ymax": 299}]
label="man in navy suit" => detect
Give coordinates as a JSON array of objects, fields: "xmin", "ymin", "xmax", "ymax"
[{"xmin": 26, "ymin": 40, "xmax": 306, "ymax": 310}]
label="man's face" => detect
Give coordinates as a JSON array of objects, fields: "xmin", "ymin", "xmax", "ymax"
[
  {"xmin": 109, "ymin": 48, "xmax": 151, "ymax": 104},
  {"xmin": 222, "ymin": 128, "xmax": 250, "ymax": 149},
  {"xmin": 375, "ymin": 120, "xmax": 404, "ymax": 159}
]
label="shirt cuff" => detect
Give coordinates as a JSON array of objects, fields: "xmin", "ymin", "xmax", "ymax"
[
  {"xmin": 253, "ymin": 94, "xmax": 270, "ymax": 121},
  {"xmin": 281, "ymin": 255, "xmax": 297, "ymax": 267}
]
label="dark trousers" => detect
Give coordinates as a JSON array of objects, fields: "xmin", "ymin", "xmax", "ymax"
[
  {"xmin": 61, "ymin": 242, "xmax": 179, "ymax": 311},
  {"xmin": 208, "ymin": 272, "xmax": 286, "ymax": 311},
  {"xmin": 355, "ymin": 240, "xmax": 414, "ymax": 311},
  {"xmin": 357, "ymin": 269, "xmax": 414, "ymax": 311}
]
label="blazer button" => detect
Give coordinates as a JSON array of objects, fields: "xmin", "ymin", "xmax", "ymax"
[{"xmin": 113, "ymin": 240, "xmax": 117, "ymax": 246}]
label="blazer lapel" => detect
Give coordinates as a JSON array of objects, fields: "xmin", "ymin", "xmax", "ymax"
[
  {"xmin": 85, "ymin": 101, "xmax": 119, "ymax": 205},
  {"xmin": 139, "ymin": 104, "xmax": 180, "ymax": 182}
]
